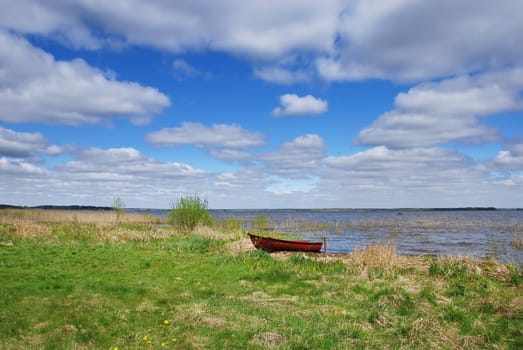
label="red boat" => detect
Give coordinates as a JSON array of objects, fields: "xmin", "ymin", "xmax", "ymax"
[{"xmin": 248, "ymin": 232, "xmax": 323, "ymax": 252}]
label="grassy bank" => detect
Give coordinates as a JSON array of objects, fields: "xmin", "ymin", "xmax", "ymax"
[{"xmin": 1, "ymin": 210, "xmax": 522, "ymax": 349}]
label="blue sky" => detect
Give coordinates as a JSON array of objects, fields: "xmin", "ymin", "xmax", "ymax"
[{"xmin": 1, "ymin": 0, "xmax": 523, "ymax": 209}]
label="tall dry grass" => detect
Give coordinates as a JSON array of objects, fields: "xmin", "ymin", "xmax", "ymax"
[
  {"xmin": 510, "ymin": 233, "xmax": 523, "ymax": 249},
  {"xmin": 0, "ymin": 208, "xmax": 161, "ymax": 225},
  {"xmin": 0, "ymin": 209, "xmax": 170, "ymax": 242}
]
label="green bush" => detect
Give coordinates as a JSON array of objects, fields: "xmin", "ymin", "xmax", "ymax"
[{"xmin": 167, "ymin": 196, "xmax": 213, "ymax": 231}]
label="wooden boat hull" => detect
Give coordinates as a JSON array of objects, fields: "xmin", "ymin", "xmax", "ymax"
[{"xmin": 248, "ymin": 233, "xmax": 322, "ymax": 252}]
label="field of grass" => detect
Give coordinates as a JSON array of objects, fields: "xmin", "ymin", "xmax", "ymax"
[{"xmin": 1, "ymin": 209, "xmax": 522, "ymax": 349}]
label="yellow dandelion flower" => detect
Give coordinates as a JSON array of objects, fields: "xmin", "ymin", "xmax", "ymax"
[
  {"xmin": 161, "ymin": 342, "xmax": 167, "ymax": 347},
  {"xmin": 143, "ymin": 335, "xmax": 148, "ymax": 341},
  {"xmin": 172, "ymin": 338, "xmax": 177, "ymax": 342},
  {"xmin": 163, "ymin": 319, "xmax": 170, "ymax": 325}
]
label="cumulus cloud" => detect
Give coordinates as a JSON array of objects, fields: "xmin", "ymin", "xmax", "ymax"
[
  {"xmin": 146, "ymin": 122, "xmax": 265, "ymax": 149},
  {"xmin": 0, "ymin": 157, "xmax": 48, "ymax": 176},
  {"xmin": 355, "ymin": 112, "xmax": 500, "ymax": 149},
  {"xmin": 254, "ymin": 66, "xmax": 311, "ymax": 84},
  {"xmin": 318, "ymin": 146, "xmax": 496, "ymax": 207},
  {"xmin": 0, "ymin": 0, "xmax": 342, "ymax": 58},
  {"xmin": 0, "ymin": 127, "xmax": 62, "ymax": 158},
  {"xmin": 262, "ymin": 134, "xmax": 326, "ymax": 175},
  {"xmin": 0, "ymin": 145, "xmax": 215, "ymax": 207},
  {"xmin": 3, "ymin": 1, "xmax": 523, "ymax": 86},
  {"xmin": 324, "ymin": 146, "xmax": 472, "ymax": 175},
  {"xmin": 207, "ymin": 149, "xmax": 252, "ymax": 161},
  {"xmin": 394, "ymin": 70, "xmax": 523, "ymax": 116},
  {"xmin": 0, "ymin": 31, "xmax": 170, "ymax": 125},
  {"xmin": 355, "ymin": 69, "xmax": 523, "ymax": 148},
  {"xmin": 493, "ymin": 142, "xmax": 523, "ymax": 171},
  {"xmin": 2, "ymin": 1, "xmax": 523, "ymax": 85},
  {"xmin": 319, "ymin": 0, "xmax": 523, "ymax": 82},
  {"xmin": 59, "ymin": 147, "xmax": 204, "ymax": 180},
  {"xmin": 272, "ymin": 94, "xmax": 328, "ymax": 117},
  {"xmin": 0, "ymin": 0, "xmax": 103, "ymax": 50},
  {"xmin": 1, "ymin": 135, "xmax": 521, "ymax": 208}
]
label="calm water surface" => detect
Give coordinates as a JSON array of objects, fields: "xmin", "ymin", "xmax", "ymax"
[{"xmin": 137, "ymin": 209, "xmax": 523, "ymax": 263}]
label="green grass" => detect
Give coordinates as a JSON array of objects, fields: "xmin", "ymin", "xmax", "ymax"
[{"xmin": 0, "ymin": 220, "xmax": 522, "ymax": 349}]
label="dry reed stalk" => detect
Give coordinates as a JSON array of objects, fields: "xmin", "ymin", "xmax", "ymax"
[
  {"xmin": 510, "ymin": 233, "xmax": 523, "ymax": 249},
  {"xmin": 98, "ymin": 226, "xmax": 176, "ymax": 241},
  {"xmin": 436, "ymin": 256, "xmax": 511, "ymax": 280},
  {"xmin": 0, "ymin": 209, "xmax": 162, "ymax": 226},
  {"xmin": 192, "ymin": 225, "xmax": 239, "ymax": 240},
  {"xmin": 0, "ymin": 209, "xmax": 169, "ymax": 242},
  {"xmin": 347, "ymin": 242, "xmax": 399, "ymax": 268},
  {"xmin": 6, "ymin": 222, "xmax": 53, "ymax": 239}
]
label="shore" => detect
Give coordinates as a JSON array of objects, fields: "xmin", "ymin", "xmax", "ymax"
[{"xmin": 1, "ymin": 209, "xmax": 522, "ymax": 349}]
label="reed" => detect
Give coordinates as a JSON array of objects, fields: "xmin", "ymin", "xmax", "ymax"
[
  {"xmin": 277, "ymin": 216, "xmax": 523, "ymax": 234},
  {"xmin": 0, "ymin": 209, "xmax": 169, "ymax": 243},
  {"xmin": 0, "ymin": 208, "xmax": 162, "ymax": 225},
  {"xmin": 344, "ymin": 242, "xmax": 402, "ymax": 279},
  {"xmin": 510, "ymin": 233, "xmax": 523, "ymax": 249}
]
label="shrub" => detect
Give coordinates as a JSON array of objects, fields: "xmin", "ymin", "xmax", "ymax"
[{"xmin": 167, "ymin": 196, "xmax": 213, "ymax": 231}]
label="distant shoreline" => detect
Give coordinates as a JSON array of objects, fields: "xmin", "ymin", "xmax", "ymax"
[
  {"xmin": 0, "ymin": 204, "xmax": 112, "ymax": 211},
  {"xmin": 2, "ymin": 204, "xmax": 518, "ymax": 211}
]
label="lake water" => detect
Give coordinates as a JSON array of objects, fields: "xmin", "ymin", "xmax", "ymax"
[{"xmin": 132, "ymin": 208, "xmax": 523, "ymax": 264}]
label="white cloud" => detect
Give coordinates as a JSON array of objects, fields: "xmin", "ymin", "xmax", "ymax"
[
  {"xmin": 2, "ymin": 1, "xmax": 523, "ymax": 86},
  {"xmin": 318, "ymin": 146, "xmax": 500, "ymax": 207},
  {"xmin": 254, "ymin": 66, "xmax": 310, "ymax": 84},
  {"xmin": 0, "ymin": 147, "xmax": 205, "ymax": 207},
  {"xmin": 394, "ymin": 70, "xmax": 523, "ymax": 116},
  {"xmin": 493, "ymin": 142, "xmax": 523, "ymax": 171},
  {"xmin": 319, "ymin": 0, "xmax": 523, "ymax": 82},
  {"xmin": 1, "ymin": 0, "xmax": 342, "ymax": 58},
  {"xmin": 324, "ymin": 146, "xmax": 472, "ymax": 175},
  {"xmin": 173, "ymin": 59, "xmax": 199, "ymax": 76},
  {"xmin": 0, "ymin": 157, "xmax": 48, "ymax": 176},
  {"xmin": 0, "ymin": 1, "xmax": 103, "ymax": 50},
  {"xmin": 266, "ymin": 176, "xmax": 319, "ymax": 195},
  {"xmin": 3, "ymin": 1, "xmax": 523, "ymax": 87},
  {"xmin": 272, "ymin": 94, "xmax": 328, "ymax": 117},
  {"xmin": 1, "ymin": 138, "xmax": 523, "ymax": 208},
  {"xmin": 355, "ymin": 69, "xmax": 523, "ymax": 148},
  {"xmin": 0, "ymin": 127, "xmax": 62, "ymax": 158},
  {"xmin": 208, "ymin": 149, "xmax": 252, "ymax": 161},
  {"xmin": 355, "ymin": 112, "xmax": 500, "ymax": 148},
  {"xmin": 171, "ymin": 59, "xmax": 211, "ymax": 80},
  {"xmin": 146, "ymin": 122, "xmax": 265, "ymax": 149},
  {"xmin": 262, "ymin": 134, "xmax": 326, "ymax": 175},
  {"xmin": 58, "ymin": 147, "xmax": 204, "ymax": 180},
  {"xmin": 0, "ymin": 31, "xmax": 170, "ymax": 125}
]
